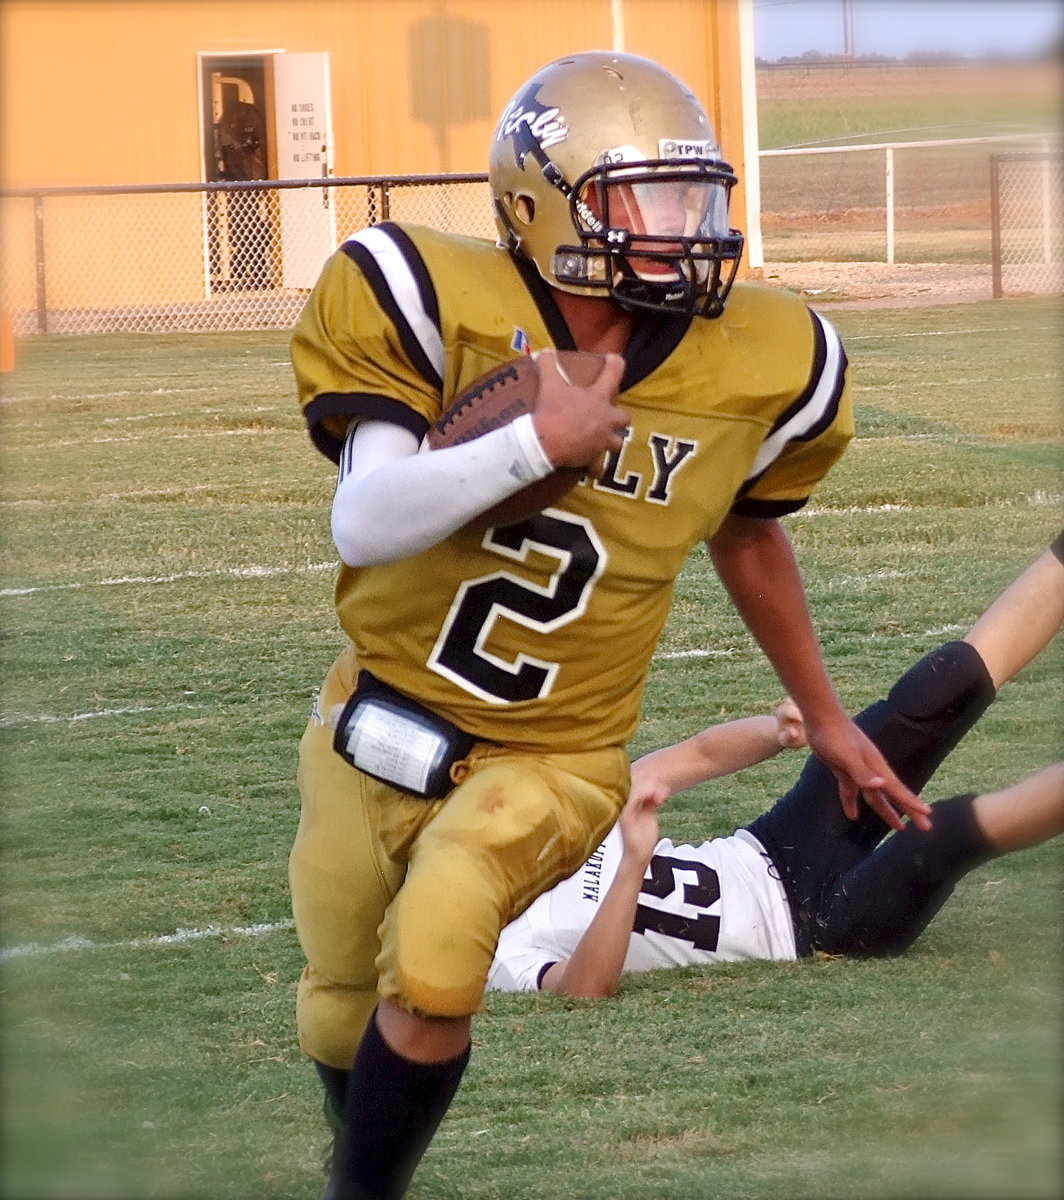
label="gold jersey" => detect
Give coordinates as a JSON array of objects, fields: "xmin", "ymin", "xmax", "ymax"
[{"xmin": 292, "ymin": 222, "xmax": 853, "ymax": 753}]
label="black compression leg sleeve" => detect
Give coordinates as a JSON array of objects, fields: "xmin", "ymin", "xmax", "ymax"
[
  {"xmin": 877, "ymin": 640, "xmax": 996, "ymax": 792},
  {"xmin": 815, "ymin": 792, "xmax": 996, "ymax": 957},
  {"xmin": 324, "ymin": 1010, "xmax": 471, "ymax": 1200}
]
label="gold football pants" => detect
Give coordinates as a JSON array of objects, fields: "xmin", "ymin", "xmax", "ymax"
[{"xmin": 289, "ymin": 646, "xmax": 629, "ymax": 1069}]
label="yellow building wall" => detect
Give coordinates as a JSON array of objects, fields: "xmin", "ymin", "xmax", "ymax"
[{"xmin": 0, "ymin": 0, "xmax": 751, "ymax": 313}]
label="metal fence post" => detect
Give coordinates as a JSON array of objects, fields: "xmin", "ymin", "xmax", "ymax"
[
  {"xmin": 33, "ymin": 192, "xmax": 48, "ymax": 334},
  {"xmin": 989, "ymin": 154, "xmax": 1002, "ymax": 299}
]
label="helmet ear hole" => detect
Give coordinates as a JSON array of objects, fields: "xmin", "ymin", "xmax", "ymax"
[{"xmin": 514, "ymin": 193, "xmax": 536, "ymax": 225}]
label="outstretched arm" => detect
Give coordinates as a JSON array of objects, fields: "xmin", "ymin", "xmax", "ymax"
[
  {"xmin": 972, "ymin": 761, "xmax": 1064, "ymax": 852},
  {"xmin": 708, "ymin": 513, "xmax": 933, "ymax": 831},
  {"xmin": 963, "ymin": 540, "xmax": 1064, "ymax": 690},
  {"xmin": 628, "ymin": 702, "xmax": 805, "ymax": 804}
]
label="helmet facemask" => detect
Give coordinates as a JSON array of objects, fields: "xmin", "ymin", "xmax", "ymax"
[{"xmin": 554, "ymin": 152, "xmax": 744, "ymax": 318}]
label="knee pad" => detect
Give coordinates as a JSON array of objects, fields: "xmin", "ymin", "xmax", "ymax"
[{"xmin": 887, "ymin": 640, "xmax": 995, "ymax": 723}]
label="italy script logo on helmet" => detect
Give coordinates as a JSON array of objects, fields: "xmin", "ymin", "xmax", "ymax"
[{"xmin": 496, "ymin": 85, "xmax": 569, "ymax": 167}]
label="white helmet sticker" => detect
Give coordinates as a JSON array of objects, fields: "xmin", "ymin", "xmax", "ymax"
[{"xmin": 659, "ymin": 138, "xmax": 720, "ymax": 160}]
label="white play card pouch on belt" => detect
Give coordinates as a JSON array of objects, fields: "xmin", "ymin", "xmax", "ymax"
[{"xmin": 333, "ymin": 670, "xmax": 476, "ymax": 799}]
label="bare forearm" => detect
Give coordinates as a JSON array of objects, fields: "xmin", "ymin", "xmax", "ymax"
[
  {"xmin": 633, "ymin": 715, "xmax": 785, "ymax": 799},
  {"xmin": 709, "ymin": 513, "xmax": 930, "ymax": 829},
  {"xmin": 542, "ymin": 856, "xmax": 649, "ymax": 997},
  {"xmin": 708, "ymin": 515, "xmax": 843, "ymax": 720}
]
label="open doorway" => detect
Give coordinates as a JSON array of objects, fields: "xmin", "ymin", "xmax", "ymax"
[{"xmin": 200, "ymin": 56, "xmax": 274, "ymax": 290}]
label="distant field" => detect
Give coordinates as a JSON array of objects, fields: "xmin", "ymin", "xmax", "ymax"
[
  {"xmin": 756, "ymin": 60, "xmax": 1062, "ymax": 149},
  {"xmin": 755, "ymin": 60, "xmax": 1063, "ymax": 264}
]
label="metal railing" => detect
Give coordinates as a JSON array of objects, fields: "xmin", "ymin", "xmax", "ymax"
[
  {"xmin": 0, "ymin": 174, "xmax": 494, "ymax": 336},
  {"xmin": 758, "ymin": 131, "xmax": 1060, "ymax": 264}
]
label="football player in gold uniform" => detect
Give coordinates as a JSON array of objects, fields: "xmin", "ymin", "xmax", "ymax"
[{"xmin": 289, "ymin": 51, "xmax": 931, "ymax": 1200}]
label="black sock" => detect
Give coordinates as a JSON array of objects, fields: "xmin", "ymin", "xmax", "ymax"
[
  {"xmin": 315, "ymin": 1059, "xmax": 349, "ymax": 1132},
  {"xmin": 326, "ymin": 1010, "xmax": 471, "ymax": 1200}
]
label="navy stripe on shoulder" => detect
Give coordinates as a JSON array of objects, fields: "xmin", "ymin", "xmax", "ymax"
[
  {"xmin": 536, "ymin": 961, "xmax": 559, "ymax": 990},
  {"xmin": 765, "ymin": 308, "xmax": 844, "ymax": 439},
  {"xmin": 806, "ymin": 313, "xmax": 847, "ymax": 438},
  {"xmin": 735, "ymin": 312, "xmax": 847, "ymax": 500},
  {"xmin": 380, "ymin": 222, "xmax": 442, "ymax": 333},
  {"xmin": 305, "ymin": 392, "xmax": 431, "ymax": 464}
]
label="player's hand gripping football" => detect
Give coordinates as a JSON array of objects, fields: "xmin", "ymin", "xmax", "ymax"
[
  {"xmin": 803, "ymin": 712, "xmax": 933, "ymax": 832},
  {"xmin": 530, "ymin": 349, "xmax": 629, "ymax": 478}
]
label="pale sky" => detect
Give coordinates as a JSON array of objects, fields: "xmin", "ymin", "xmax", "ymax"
[{"xmin": 754, "ymin": 0, "xmax": 1063, "ymax": 61}]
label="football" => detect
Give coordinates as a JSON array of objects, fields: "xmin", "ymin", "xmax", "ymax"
[{"xmin": 427, "ymin": 350, "xmax": 608, "ymax": 531}]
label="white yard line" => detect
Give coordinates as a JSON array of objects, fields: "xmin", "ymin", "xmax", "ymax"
[
  {"xmin": 658, "ymin": 648, "xmax": 736, "ymax": 660},
  {"xmin": 844, "ymin": 326, "xmax": 1058, "ymax": 341},
  {"xmin": 1, "ymin": 561, "xmax": 336, "ymax": 597},
  {"xmin": 0, "ymin": 919, "xmax": 296, "ymax": 963},
  {"xmin": 45, "ymin": 427, "xmax": 292, "ymax": 449},
  {"xmin": 0, "ymin": 703, "xmax": 205, "ymax": 728}
]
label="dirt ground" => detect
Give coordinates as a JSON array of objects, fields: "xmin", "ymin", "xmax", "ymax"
[
  {"xmin": 755, "ymin": 61, "xmax": 1059, "ymax": 104},
  {"xmin": 757, "ymin": 260, "xmax": 994, "ymax": 308}
]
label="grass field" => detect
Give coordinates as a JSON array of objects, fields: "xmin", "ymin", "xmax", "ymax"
[
  {"xmin": 1, "ymin": 294, "xmax": 1062, "ymax": 1199},
  {"xmin": 756, "ymin": 61, "xmax": 1061, "ymax": 151}
]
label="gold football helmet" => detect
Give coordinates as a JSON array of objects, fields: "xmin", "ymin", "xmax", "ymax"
[{"xmin": 489, "ymin": 51, "xmax": 744, "ymax": 319}]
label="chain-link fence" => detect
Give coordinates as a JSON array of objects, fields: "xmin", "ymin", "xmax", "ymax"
[
  {"xmin": 2, "ymin": 136, "xmax": 1061, "ymax": 337},
  {"xmin": 759, "ymin": 132, "xmax": 1059, "ymax": 265},
  {"xmin": 990, "ymin": 151, "xmax": 1063, "ymax": 298},
  {"xmin": 0, "ymin": 175, "xmax": 495, "ymax": 337}
]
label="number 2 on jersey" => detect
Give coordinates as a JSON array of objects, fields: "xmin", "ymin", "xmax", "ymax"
[{"xmin": 428, "ymin": 512, "xmax": 607, "ymax": 704}]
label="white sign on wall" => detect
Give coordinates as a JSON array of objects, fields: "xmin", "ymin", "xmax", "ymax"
[{"xmin": 272, "ymin": 52, "xmax": 336, "ymax": 289}]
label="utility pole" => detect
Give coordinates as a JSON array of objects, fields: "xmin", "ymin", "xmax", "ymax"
[{"xmin": 842, "ymin": 0, "xmax": 856, "ymax": 59}]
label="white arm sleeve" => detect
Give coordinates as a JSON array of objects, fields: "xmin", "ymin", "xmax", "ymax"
[{"xmin": 331, "ymin": 415, "xmax": 554, "ymax": 566}]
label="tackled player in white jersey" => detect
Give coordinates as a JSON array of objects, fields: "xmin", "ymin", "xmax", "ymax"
[{"xmin": 491, "ymin": 534, "xmax": 1064, "ymax": 996}]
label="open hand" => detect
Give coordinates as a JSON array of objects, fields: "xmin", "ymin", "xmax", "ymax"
[{"xmin": 805, "ymin": 714, "xmax": 933, "ymax": 832}]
